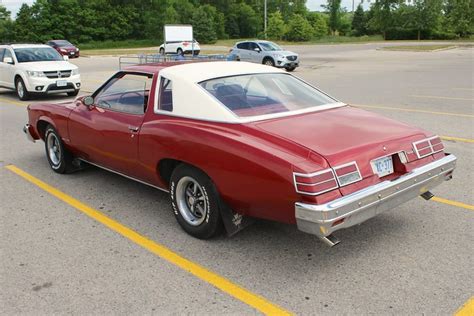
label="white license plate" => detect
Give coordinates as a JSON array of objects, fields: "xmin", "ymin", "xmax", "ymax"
[
  {"xmin": 372, "ymin": 156, "xmax": 394, "ymax": 177},
  {"xmin": 56, "ymin": 80, "xmax": 67, "ymax": 87}
]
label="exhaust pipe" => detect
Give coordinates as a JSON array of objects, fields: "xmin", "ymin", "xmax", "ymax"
[
  {"xmin": 421, "ymin": 191, "xmax": 434, "ymax": 200},
  {"xmin": 319, "ymin": 234, "xmax": 340, "ymax": 247}
]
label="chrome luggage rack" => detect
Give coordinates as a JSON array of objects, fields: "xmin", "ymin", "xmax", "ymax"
[{"xmin": 118, "ymin": 53, "xmax": 233, "ymax": 70}]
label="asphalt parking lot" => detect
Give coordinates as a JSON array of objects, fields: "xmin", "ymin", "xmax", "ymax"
[{"xmin": 1, "ymin": 42, "xmax": 473, "ymax": 315}]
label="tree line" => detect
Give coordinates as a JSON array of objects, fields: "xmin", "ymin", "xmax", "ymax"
[{"xmin": 0, "ymin": 0, "xmax": 472, "ymax": 45}]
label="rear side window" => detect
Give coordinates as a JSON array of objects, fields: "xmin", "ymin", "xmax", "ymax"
[
  {"xmin": 158, "ymin": 77, "xmax": 173, "ymax": 112},
  {"xmin": 236, "ymin": 42, "xmax": 249, "ymax": 50},
  {"xmin": 0, "ymin": 48, "xmax": 5, "ymax": 61},
  {"xmin": 2, "ymin": 49, "xmax": 12, "ymax": 63}
]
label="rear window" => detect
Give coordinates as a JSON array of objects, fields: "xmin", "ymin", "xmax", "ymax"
[{"xmin": 199, "ymin": 73, "xmax": 337, "ymax": 118}]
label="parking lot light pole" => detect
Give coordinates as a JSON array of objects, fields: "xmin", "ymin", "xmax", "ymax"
[{"xmin": 264, "ymin": 0, "xmax": 267, "ymax": 39}]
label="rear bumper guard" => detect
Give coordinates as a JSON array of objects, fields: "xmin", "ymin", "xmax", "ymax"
[{"xmin": 295, "ymin": 154, "xmax": 456, "ymax": 243}]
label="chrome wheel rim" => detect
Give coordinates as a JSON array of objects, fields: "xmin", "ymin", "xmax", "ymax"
[
  {"xmin": 265, "ymin": 60, "xmax": 273, "ymax": 66},
  {"xmin": 17, "ymin": 81, "xmax": 24, "ymax": 98},
  {"xmin": 176, "ymin": 176, "xmax": 207, "ymax": 226},
  {"xmin": 47, "ymin": 132, "xmax": 61, "ymax": 166}
]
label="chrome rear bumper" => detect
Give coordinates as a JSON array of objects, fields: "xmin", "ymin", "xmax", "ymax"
[{"xmin": 295, "ymin": 154, "xmax": 456, "ymax": 241}]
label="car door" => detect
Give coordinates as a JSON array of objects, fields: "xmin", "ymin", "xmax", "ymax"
[
  {"xmin": 236, "ymin": 42, "xmax": 250, "ymax": 61},
  {"xmin": 0, "ymin": 48, "xmax": 16, "ymax": 89},
  {"xmin": 247, "ymin": 42, "xmax": 263, "ymax": 63},
  {"xmin": 68, "ymin": 72, "xmax": 153, "ymax": 177}
]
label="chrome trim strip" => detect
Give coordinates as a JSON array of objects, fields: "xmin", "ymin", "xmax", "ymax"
[{"xmin": 79, "ymin": 159, "xmax": 169, "ymax": 193}]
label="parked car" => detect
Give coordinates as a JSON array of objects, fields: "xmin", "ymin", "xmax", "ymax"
[
  {"xmin": 0, "ymin": 44, "xmax": 81, "ymax": 100},
  {"xmin": 46, "ymin": 40, "xmax": 80, "ymax": 58},
  {"xmin": 23, "ymin": 61, "xmax": 456, "ymax": 246},
  {"xmin": 230, "ymin": 40, "xmax": 299, "ymax": 71},
  {"xmin": 159, "ymin": 40, "xmax": 200, "ymax": 55}
]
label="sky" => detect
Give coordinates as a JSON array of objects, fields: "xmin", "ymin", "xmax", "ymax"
[{"xmin": 2, "ymin": 0, "xmax": 372, "ymax": 18}]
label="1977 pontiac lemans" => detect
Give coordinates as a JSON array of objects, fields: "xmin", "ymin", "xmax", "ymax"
[{"xmin": 23, "ymin": 61, "xmax": 457, "ymax": 246}]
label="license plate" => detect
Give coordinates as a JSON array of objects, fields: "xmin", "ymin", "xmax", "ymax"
[
  {"xmin": 372, "ymin": 156, "xmax": 394, "ymax": 177},
  {"xmin": 56, "ymin": 80, "xmax": 67, "ymax": 87},
  {"xmin": 69, "ymin": 52, "xmax": 75, "ymax": 55}
]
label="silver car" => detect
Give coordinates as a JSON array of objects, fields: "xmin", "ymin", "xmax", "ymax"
[{"xmin": 230, "ymin": 40, "xmax": 299, "ymax": 71}]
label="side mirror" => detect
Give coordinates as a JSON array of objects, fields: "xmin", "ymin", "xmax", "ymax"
[
  {"xmin": 83, "ymin": 96, "xmax": 94, "ymax": 108},
  {"xmin": 4, "ymin": 57, "xmax": 13, "ymax": 64},
  {"xmin": 253, "ymin": 47, "xmax": 261, "ymax": 52},
  {"xmin": 63, "ymin": 55, "xmax": 69, "ymax": 61}
]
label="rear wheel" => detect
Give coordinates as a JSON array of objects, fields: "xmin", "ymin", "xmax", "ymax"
[
  {"xmin": 177, "ymin": 48, "xmax": 183, "ymax": 55},
  {"xmin": 159, "ymin": 47, "xmax": 165, "ymax": 55},
  {"xmin": 15, "ymin": 77, "xmax": 30, "ymax": 101},
  {"xmin": 170, "ymin": 164, "xmax": 224, "ymax": 239},
  {"xmin": 263, "ymin": 57, "xmax": 275, "ymax": 67},
  {"xmin": 44, "ymin": 125, "xmax": 74, "ymax": 174}
]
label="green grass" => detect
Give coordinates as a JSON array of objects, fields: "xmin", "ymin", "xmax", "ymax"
[
  {"xmin": 214, "ymin": 35, "xmax": 385, "ymax": 46},
  {"xmin": 78, "ymin": 39, "xmax": 161, "ymax": 50},
  {"xmin": 381, "ymin": 45, "xmax": 456, "ymax": 52}
]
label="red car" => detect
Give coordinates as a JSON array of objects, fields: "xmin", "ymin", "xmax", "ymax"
[
  {"xmin": 23, "ymin": 61, "xmax": 456, "ymax": 246},
  {"xmin": 46, "ymin": 40, "xmax": 80, "ymax": 58}
]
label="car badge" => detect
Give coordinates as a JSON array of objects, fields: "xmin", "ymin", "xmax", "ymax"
[{"xmin": 57, "ymin": 71, "xmax": 62, "ymax": 78}]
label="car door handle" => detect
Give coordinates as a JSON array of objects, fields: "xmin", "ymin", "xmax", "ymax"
[{"xmin": 128, "ymin": 126, "xmax": 139, "ymax": 132}]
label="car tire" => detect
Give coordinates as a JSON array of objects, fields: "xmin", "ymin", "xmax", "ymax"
[
  {"xmin": 170, "ymin": 164, "xmax": 224, "ymax": 239},
  {"xmin": 15, "ymin": 77, "xmax": 30, "ymax": 101},
  {"xmin": 67, "ymin": 90, "xmax": 79, "ymax": 97},
  {"xmin": 286, "ymin": 66, "xmax": 296, "ymax": 72},
  {"xmin": 263, "ymin": 57, "xmax": 275, "ymax": 67},
  {"xmin": 44, "ymin": 125, "xmax": 74, "ymax": 174},
  {"xmin": 159, "ymin": 48, "xmax": 165, "ymax": 55},
  {"xmin": 193, "ymin": 50, "xmax": 200, "ymax": 56},
  {"xmin": 177, "ymin": 48, "xmax": 183, "ymax": 55}
]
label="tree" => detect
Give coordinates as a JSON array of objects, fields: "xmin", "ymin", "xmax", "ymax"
[
  {"xmin": 444, "ymin": 0, "xmax": 473, "ymax": 37},
  {"xmin": 351, "ymin": 4, "xmax": 367, "ymax": 36},
  {"xmin": 410, "ymin": 0, "xmax": 443, "ymax": 40},
  {"xmin": 0, "ymin": 5, "xmax": 15, "ymax": 42},
  {"xmin": 325, "ymin": 0, "xmax": 342, "ymax": 35},
  {"xmin": 286, "ymin": 14, "xmax": 314, "ymax": 41},
  {"xmin": 368, "ymin": 0, "xmax": 404, "ymax": 39},
  {"xmin": 307, "ymin": 12, "xmax": 329, "ymax": 38},
  {"xmin": 267, "ymin": 11, "xmax": 286, "ymax": 40},
  {"xmin": 191, "ymin": 6, "xmax": 217, "ymax": 43}
]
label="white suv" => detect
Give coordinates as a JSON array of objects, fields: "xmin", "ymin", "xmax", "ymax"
[
  {"xmin": 159, "ymin": 40, "xmax": 200, "ymax": 56},
  {"xmin": 0, "ymin": 44, "xmax": 81, "ymax": 100}
]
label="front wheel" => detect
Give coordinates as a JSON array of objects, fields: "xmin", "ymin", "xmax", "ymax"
[
  {"xmin": 177, "ymin": 48, "xmax": 183, "ymax": 55},
  {"xmin": 16, "ymin": 77, "xmax": 30, "ymax": 101},
  {"xmin": 67, "ymin": 90, "xmax": 79, "ymax": 97},
  {"xmin": 159, "ymin": 48, "xmax": 165, "ymax": 55},
  {"xmin": 170, "ymin": 164, "xmax": 224, "ymax": 239},
  {"xmin": 44, "ymin": 126, "xmax": 74, "ymax": 174},
  {"xmin": 285, "ymin": 66, "xmax": 296, "ymax": 72},
  {"xmin": 263, "ymin": 58, "xmax": 275, "ymax": 67}
]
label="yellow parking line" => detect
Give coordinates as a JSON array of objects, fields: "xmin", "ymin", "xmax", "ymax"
[
  {"xmin": 354, "ymin": 104, "xmax": 474, "ymax": 118},
  {"xmin": 431, "ymin": 197, "xmax": 474, "ymax": 211},
  {"xmin": 0, "ymin": 97, "xmax": 27, "ymax": 107},
  {"xmin": 4, "ymin": 164, "xmax": 291, "ymax": 316},
  {"xmin": 455, "ymin": 297, "xmax": 474, "ymax": 316},
  {"xmin": 410, "ymin": 95, "xmax": 474, "ymax": 102},
  {"xmin": 440, "ymin": 136, "xmax": 474, "ymax": 144}
]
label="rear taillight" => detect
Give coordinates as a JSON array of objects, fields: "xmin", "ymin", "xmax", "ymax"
[
  {"xmin": 333, "ymin": 161, "xmax": 362, "ymax": 187},
  {"xmin": 413, "ymin": 136, "xmax": 444, "ymax": 159},
  {"xmin": 293, "ymin": 161, "xmax": 362, "ymax": 196},
  {"xmin": 183, "ymin": 42, "xmax": 189, "ymax": 46}
]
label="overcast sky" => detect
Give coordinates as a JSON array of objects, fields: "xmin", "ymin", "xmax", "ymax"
[{"xmin": 2, "ymin": 0, "xmax": 371, "ymax": 18}]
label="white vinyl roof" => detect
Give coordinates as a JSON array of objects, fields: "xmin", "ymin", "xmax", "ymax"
[
  {"xmin": 154, "ymin": 61, "xmax": 345, "ymax": 123},
  {"xmin": 161, "ymin": 61, "xmax": 285, "ymax": 83}
]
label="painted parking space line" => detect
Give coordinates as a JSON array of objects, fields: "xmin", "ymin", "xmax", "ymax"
[
  {"xmin": 455, "ymin": 297, "xmax": 474, "ymax": 316},
  {"xmin": 440, "ymin": 136, "xmax": 474, "ymax": 144},
  {"xmin": 410, "ymin": 95, "xmax": 474, "ymax": 102},
  {"xmin": 431, "ymin": 197, "xmax": 474, "ymax": 211},
  {"xmin": 354, "ymin": 104, "xmax": 474, "ymax": 118},
  {"xmin": 4, "ymin": 164, "xmax": 292, "ymax": 316},
  {"xmin": 0, "ymin": 97, "xmax": 27, "ymax": 107}
]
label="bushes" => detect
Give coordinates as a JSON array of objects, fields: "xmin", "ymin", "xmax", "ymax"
[{"xmin": 286, "ymin": 14, "xmax": 314, "ymax": 41}]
